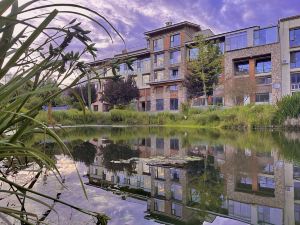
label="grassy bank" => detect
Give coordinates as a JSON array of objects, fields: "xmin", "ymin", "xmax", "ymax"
[{"xmin": 37, "ymin": 104, "xmax": 276, "ymax": 129}]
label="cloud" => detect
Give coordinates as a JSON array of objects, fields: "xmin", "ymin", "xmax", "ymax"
[{"xmin": 18, "ymin": 0, "xmax": 300, "ymax": 61}]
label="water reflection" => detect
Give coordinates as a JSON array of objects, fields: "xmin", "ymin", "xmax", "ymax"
[{"xmin": 82, "ymin": 128, "xmax": 299, "ymax": 225}]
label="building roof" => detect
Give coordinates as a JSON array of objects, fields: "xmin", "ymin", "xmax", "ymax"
[
  {"xmin": 144, "ymin": 21, "xmax": 201, "ymax": 36},
  {"xmin": 114, "ymin": 48, "xmax": 150, "ymax": 58},
  {"xmin": 280, "ymin": 14, "xmax": 300, "ymax": 22}
]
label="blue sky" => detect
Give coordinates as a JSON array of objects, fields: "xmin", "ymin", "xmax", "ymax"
[{"xmin": 28, "ymin": 0, "xmax": 300, "ymax": 61}]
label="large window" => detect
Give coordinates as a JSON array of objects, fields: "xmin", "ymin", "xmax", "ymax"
[
  {"xmin": 258, "ymin": 206, "xmax": 282, "ymax": 225},
  {"xmin": 228, "ymin": 200, "xmax": 251, "ymax": 220},
  {"xmin": 155, "ymin": 166, "xmax": 165, "ymax": 179},
  {"xmin": 170, "ymin": 138, "xmax": 179, "ymax": 150},
  {"xmin": 234, "ymin": 60, "xmax": 249, "ymax": 75},
  {"xmin": 188, "ymin": 48, "xmax": 199, "ymax": 60},
  {"xmin": 154, "ymin": 181, "xmax": 165, "ymax": 196},
  {"xmin": 291, "ymin": 73, "xmax": 300, "ymax": 91},
  {"xmin": 153, "ymin": 38, "xmax": 163, "ymax": 51},
  {"xmin": 259, "ymin": 176, "xmax": 275, "ymax": 189},
  {"xmin": 170, "ymin": 34, "xmax": 180, "ymax": 47},
  {"xmin": 291, "ymin": 51, "xmax": 300, "ymax": 69},
  {"xmin": 171, "ymin": 184, "xmax": 183, "ymax": 201},
  {"xmin": 154, "ymin": 199, "xmax": 165, "ymax": 212},
  {"xmin": 171, "ymin": 203, "xmax": 183, "ymax": 217},
  {"xmin": 255, "ymin": 93, "xmax": 270, "ymax": 103},
  {"xmin": 154, "ymin": 70, "xmax": 164, "ymax": 81},
  {"xmin": 154, "ymin": 53, "xmax": 164, "ymax": 68},
  {"xmin": 169, "ymin": 85, "xmax": 178, "ymax": 92},
  {"xmin": 156, "ymin": 99, "xmax": 164, "ymax": 111},
  {"xmin": 290, "ymin": 28, "xmax": 300, "ymax": 48},
  {"xmin": 170, "ymin": 50, "xmax": 181, "ymax": 64},
  {"xmin": 254, "ymin": 27, "xmax": 278, "ymax": 46},
  {"xmin": 142, "ymin": 74, "xmax": 150, "ymax": 86},
  {"xmin": 256, "ymin": 76, "xmax": 272, "ymax": 85},
  {"xmin": 256, "ymin": 58, "xmax": 272, "ymax": 74},
  {"xmin": 170, "ymin": 98, "xmax": 179, "ymax": 110},
  {"xmin": 225, "ymin": 32, "xmax": 247, "ymax": 51},
  {"xmin": 170, "ymin": 69, "xmax": 179, "ymax": 79}
]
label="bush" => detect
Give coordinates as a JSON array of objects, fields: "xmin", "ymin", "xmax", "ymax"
[{"xmin": 273, "ymin": 93, "xmax": 300, "ymax": 124}]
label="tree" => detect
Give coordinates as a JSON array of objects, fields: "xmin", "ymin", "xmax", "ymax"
[
  {"xmin": 184, "ymin": 35, "xmax": 223, "ymax": 105},
  {"xmin": 101, "ymin": 76, "xmax": 139, "ymax": 108},
  {"xmin": 223, "ymin": 76, "xmax": 257, "ymax": 105},
  {"xmin": 70, "ymin": 83, "xmax": 98, "ymax": 108}
]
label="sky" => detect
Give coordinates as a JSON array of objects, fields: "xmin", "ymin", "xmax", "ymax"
[{"xmin": 19, "ymin": 0, "xmax": 300, "ymax": 61}]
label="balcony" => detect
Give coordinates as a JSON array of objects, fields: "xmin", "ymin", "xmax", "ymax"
[{"xmin": 149, "ymin": 74, "xmax": 182, "ymax": 84}]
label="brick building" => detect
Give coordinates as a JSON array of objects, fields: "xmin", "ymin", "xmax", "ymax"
[{"xmin": 90, "ymin": 15, "xmax": 300, "ymax": 112}]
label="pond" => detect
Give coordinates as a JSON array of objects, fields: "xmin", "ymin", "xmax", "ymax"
[{"xmin": 2, "ymin": 126, "xmax": 300, "ymax": 225}]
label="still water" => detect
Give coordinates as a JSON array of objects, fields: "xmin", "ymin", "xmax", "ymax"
[{"xmin": 3, "ymin": 126, "xmax": 300, "ymax": 225}]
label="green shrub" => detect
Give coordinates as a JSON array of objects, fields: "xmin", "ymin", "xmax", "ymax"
[{"xmin": 273, "ymin": 93, "xmax": 300, "ymax": 124}]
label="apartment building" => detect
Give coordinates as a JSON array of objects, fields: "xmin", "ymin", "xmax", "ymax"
[{"xmin": 90, "ymin": 15, "xmax": 300, "ymax": 112}]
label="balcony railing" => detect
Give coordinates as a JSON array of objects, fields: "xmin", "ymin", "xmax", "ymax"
[
  {"xmin": 150, "ymin": 74, "xmax": 182, "ymax": 83},
  {"xmin": 292, "ymin": 83, "xmax": 300, "ymax": 90}
]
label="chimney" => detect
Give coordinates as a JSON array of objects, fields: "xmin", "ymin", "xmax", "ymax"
[
  {"xmin": 165, "ymin": 21, "xmax": 172, "ymax": 27},
  {"xmin": 122, "ymin": 49, "xmax": 127, "ymax": 54}
]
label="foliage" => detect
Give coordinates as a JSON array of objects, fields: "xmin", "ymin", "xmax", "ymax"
[
  {"xmin": 0, "ymin": 0, "xmax": 127, "ymax": 224},
  {"xmin": 273, "ymin": 93, "xmax": 300, "ymax": 124},
  {"xmin": 101, "ymin": 75, "xmax": 139, "ymax": 109},
  {"xmin": 184, "ymin": 35, "xmax": 223, "ymax": 103},
  {"xmin": 223, "ymin": 77, "xmax": 257, "ymax": 105},
  {"xmin": 70, "ymin": 83, "xmax": 98, "ymax": 108}
]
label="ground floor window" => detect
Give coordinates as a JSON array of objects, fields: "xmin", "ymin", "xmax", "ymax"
[
  {"xmin": 141, "ymin": 101, "xmax": 151, "ymax": 111},
  {"xmin": 212, "ymin": 97, "xmax": 223, "ymax": 105},
  {"xmin": 255, "ymin": 93, "xmax": 270, "ymax": 103},
  {"xmin": 93, "ymin": 105, "xmax": 98, "ymax": 111},
  {"xmin": 156, "ymin": 99, "xmax": 164, "ymax": 111},
  {"xmin": 170, "ymin": 98, "xmax": 178, "ymax": 110}
]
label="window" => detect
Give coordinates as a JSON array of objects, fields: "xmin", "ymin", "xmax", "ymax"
[
  {"xmin": 154, "ymin": 199, "xmax": 165, "ymax": 212},
  {"xmin": 212, "ymin": 97, "xmax": 223, "ymax": 105},
  {"xmin": 171, "ymin": 184, "xmax": 183, "ymax": 201},
  {"xmin": 146, "ymin": 101, "xmax": 151, "ymax": 111},
  {"xmin": 156, "ymin": 137, "xmax": 164, "ymax": 148},
  {"xmin": 170, "ymin": 34, "xmax": 180, "ymax": 47},
  {"xmin": 295, "ymin": 204, "xmax": 300, "ymax": 224},
  {"xmin": 170, "ymin": 69, "xmax": 179, "ymax": 79},
  {"xmin": 169, "ymin": 85, "xmax": 178, "ymax": 92},
  {"xmin": 93, "ymin": 105, "xmax": 98, "ymax": 111},
  {"xmin": 154, "ymin": 70, "xmax": 164, "ymax": 81},
  {"xmin": 154, "ymin": 53, "xmax": 164, "ymax": 67},
  {"xmin": 170, "ymin": 98, "xmax": 179, "ymax": 110},
  {"xmin": 291, "ymin": 51, "xmax": 300, "ymax": 69},
  {"xmin": 156, "ymin": 99, "xmax": 164, "ymax": 111},
  {"xmin": 225, "ymin": 32, "xmax": 247, "ymax": 51},
  {"xmin": 119, "ymin": 63, "xmax": 128, "ymax": 75},
  {"xmin": 290, "ymin": 28, "xmax": 300, "ymax": 48},
  {"xmin": 153, "ymin": 38, "xmax": 163, "ymax": 51},
  {"xmin": 258, "ymin": 206, "xmax": 282, "ymax": 225},
  {"xmin": 291, "ymin": 73, "xmax": 300, "ymax": 91},
  {"xmin": 295, "ymin": 182, "xmax": 300, "ymax": 200},
  {"xmin": 142, "ymin": 74, "xmax": 150, "ymax": 85},
  {"xmin": 142, "ymin": 58, "xmax": 151, "ymax": 72},
  {"xmin": 254, "ymin": 27, "xmax": 278, "ymax": 46},
  {"xmin": 147, "ymin": 39, "xmax": 150, "ymax": 49},
  {"xmin": 256, "ymin": 76, "xmax": 272, "ymax": 85},
  {"xmin": 256, "ymin": 58, "xmax": 272, "ymax": 73},
  {"xmin": 171, "ymin": 203, "xmax": 183, "ymax": 217},
  {"xmin": 170, "ymin": 138, "xmax": 179, "ymax": 150},
  {"xmin": 155, "ymin": 166, "xmax": 165, "ymax": 179},
  {"xmin": 215, "ymin": 42, "xmax": 225, "ymax": 54},
  {"xmin": 234, "ymin": 61, "xmax": 249, "ymax": 75},
  {"xmin": 228, "ymin": 200, "xmax": 251, "ymax": 220},
  {"xmin": 154, "ymin": 181, "xmax": 165, "ymax": 196},
  {"xmin": 255, "ymin": 93, "xmax": 270, "ymax": 103},
  {"xmin": 188, "ymin": 48, "xmax": 199, "ymax": 60},
  {"xmin": 259, "ymin": 176, "xmax": 275, "ymax": 189},
  {"xmin": 170, "ymin": 168, "xmax": 180, "ymax": 180},
  {"xmin": 170, "ymin": 50, "xmax": 181, "ymax": 64},
  {"xmin": 190, "ymin": 188, "xmax": 200, "ymax": 203}
]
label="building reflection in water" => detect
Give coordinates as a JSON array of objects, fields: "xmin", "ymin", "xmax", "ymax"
[{"xmin": 88, "ymin": 135, "xmax": 299, "ymax": 225}]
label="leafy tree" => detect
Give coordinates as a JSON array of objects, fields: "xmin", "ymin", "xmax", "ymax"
[
  {"xmin": 70, "ymin": 83, "xmax": 98, "ymax": 108},
  {"xmin": 101, "ymin": 76, "xmax": 139, "ymax": 109},
  {"xmin": 184, "ymin": 35, "xmax": 223, "ymax": 105}
]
